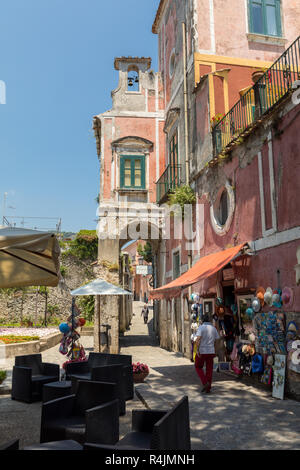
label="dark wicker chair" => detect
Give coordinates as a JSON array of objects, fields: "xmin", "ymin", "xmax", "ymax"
[
  {"xmin": 24, "ymin": 440, "xmax": 83, "ymax": 450},
  {"xmin": 65, "ymin": 352, "xmax": 133, "ymax": 400},
  {"xmin": 0, "ymin": 439, "xmax": 19, "ymax": 450},
  {"xmin": 70, "ymin": 364, "xmax": 125, "ymax": 415},
  {"xmin": 11, "ymin": 354, "xmax": 60, "ymax": 403},
  {"xmin": 40, "ymin": 380, "xmax": 119, "ymax": 445},
  {"xmin": 84, "ymin": 396, "xmax": 191, "ymax": 450}
]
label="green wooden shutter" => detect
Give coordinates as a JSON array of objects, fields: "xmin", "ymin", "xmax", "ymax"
[
  {"xmin": 249, "ymin": 0, "xmax": 264, "ymax": 35},
  {"xmin": 120, "ymin": 155, "xmax": 145, "ymax": 189},
  {"xmin": 141, "ymin": 156, "xmax": 145, "ymax": 189},
  {"xmin": 264, "ymin": 0, "xmax": 281, "ymax": 36},
  {"xmin": 120, "ymin": 157, "xmax": 125, "ymax": 188},
  {"xmin": 274, "ymin": 0, "xmax": 282, "ymax": 36}
]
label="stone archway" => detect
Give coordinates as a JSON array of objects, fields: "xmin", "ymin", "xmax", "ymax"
[{"xmin": 94, "ymin": 210, "xmax": 163, "ymax": 354}]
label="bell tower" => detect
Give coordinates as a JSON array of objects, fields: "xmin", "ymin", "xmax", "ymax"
[{"xmin": 112, "ymin": 57, "xmax": 154, "ymax": 112}]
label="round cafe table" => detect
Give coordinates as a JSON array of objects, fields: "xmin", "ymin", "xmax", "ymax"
[{"xmin": 42, "ymin": 380, "xmax": 72, "ymax": 403}]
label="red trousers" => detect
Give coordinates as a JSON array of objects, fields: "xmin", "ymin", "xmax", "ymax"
[{"xmin": 195, "ymin": 353, "xmax": 215, "ymax": 391}]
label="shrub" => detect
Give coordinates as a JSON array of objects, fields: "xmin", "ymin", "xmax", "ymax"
[
  {"xmin": 137, "ymin": 242, "xmax": 153, "ymax": 264},
  {"xmin": 60, "ymin": 265, "xmax": 67, "ymax": 277},
  {"xmin": 77, "ymin": 295, "xmax": 94, "ymax": 322},
  {"xmin": 0, "ymin": 370, "xmax": 7, "ymax": 383},
  {"xmin": 47, "ymin": 304, "xmax": 60, "ymax": 316},
  {"xmin": 67, "ymin": 230, "xmax": 98, "ymax": 261},
  {"xmin": 47, "ymin": 316, "xmax": 62, "ymax": 326},
  {"xmin": 168, "ymin": 185, "xmax": 196, "ymax": 209}
]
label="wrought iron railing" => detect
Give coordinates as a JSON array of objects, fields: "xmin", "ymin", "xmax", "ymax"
[
  {"xmin": 212, "ymin": 35, "xmax": 300, "ymax": 157},
  {"xmin": 156, "ymin": 164, "xmax": 182, "ymax": 204}
]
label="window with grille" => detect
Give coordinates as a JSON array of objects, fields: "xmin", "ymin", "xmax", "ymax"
[
  {"xmin": 169, "ymin": 131, "xmax": 179, "ymax": 189},
  {"xmin": 169, "ymin": 131, "xmax": 178, "ymax": 167},
  {"xmin": 248, "ymin": 0, "xmax": 282, "ymax": 37}
]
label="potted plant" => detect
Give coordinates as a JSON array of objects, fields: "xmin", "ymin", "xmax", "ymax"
[
  {"xmin": 0, "ymin": 370, "xmax": 7, "ymax": 385},
  {"xmin": 133, "ymin": 362, "xmax": 149, "ymax": 383}
]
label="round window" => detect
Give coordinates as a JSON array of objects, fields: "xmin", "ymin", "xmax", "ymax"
[
  {"xmin": 218, "ymin": 190, "xmax": 229, "ymax": 226},
  {"xmin": 210, "ymin": 183, "xmax": 235, "ymax": 236}
]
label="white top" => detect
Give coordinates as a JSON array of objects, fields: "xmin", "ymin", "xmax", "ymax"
[
  {"xmin": 71, "ymin": 279, "xmax": 132, "ymax": 296},
  {"xmin": 196, "ymin": 322, "xmax": 220, "ymax": 354}
]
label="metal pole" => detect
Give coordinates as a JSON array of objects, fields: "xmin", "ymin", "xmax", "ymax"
[
  {"xmin": 2, "ymin": 192, "xmax": 7, "ymax": 225},
  {"xmin": 71, "ymin": 297, "xmax": 75, "ymax": 360},
  {"xmin": 44, "ymin": 292, "xmax": 48, "ymax": 327},
  {"xmin": 182, "ymin": 22, "xmax": 189, "ymax": 187}
]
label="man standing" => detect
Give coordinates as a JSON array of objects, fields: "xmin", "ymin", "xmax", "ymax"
[
  {"xmin": 141, "ymin": 304, "xmax": 149, "ymax": 324},
  {"xmin": 194, "ymin": 313, "xmax": 220, "ymax": 393}
]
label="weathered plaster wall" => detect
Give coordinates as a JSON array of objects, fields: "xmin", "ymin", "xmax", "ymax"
[{"xmin": 196, "ymin": 0, "xmax": 300, "ymax": 61}]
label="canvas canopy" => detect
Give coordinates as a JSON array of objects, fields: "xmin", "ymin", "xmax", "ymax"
[
  {"xmin": 71, "ymin": 278, "xmax": 133, "ymax": 296},
  {"xmin": 0, "ymin": 227, "xmax": 60, "ymax": 288},
  {"xmin": 150, "ymin": 243, "xmax": 248, "ymax": 299}
]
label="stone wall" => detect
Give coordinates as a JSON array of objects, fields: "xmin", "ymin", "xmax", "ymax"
[{"xmin": 0, "ymin": 254, "xmax": 96, "ymax": 325}]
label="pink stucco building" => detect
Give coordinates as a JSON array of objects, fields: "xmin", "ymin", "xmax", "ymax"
[{"xmin": 94, "ymin": 0, "xmax": 300, "ymax": 396}]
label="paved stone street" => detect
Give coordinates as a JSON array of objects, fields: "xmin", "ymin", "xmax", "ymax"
[
  {"xmin": 0, "ymin": 300, "xmax": 299, "ymax": 450},
  {"xmin": 121, "ymin": 301, "xmax": 300, "ymax": 450}
]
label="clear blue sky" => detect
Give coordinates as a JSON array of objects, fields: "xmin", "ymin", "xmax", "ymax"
[{"xmin": 0, "ymin": 0, "xmax": 160, "ymax": 233}]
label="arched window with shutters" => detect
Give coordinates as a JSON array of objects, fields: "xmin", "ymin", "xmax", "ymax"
[{"xmin": 248, "ymin": 0, "xmax": 282, "ymax": 37}]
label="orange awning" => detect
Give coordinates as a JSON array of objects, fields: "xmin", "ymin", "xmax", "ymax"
[{"xmin": 150, "ymin": 243, "xmax": 248, "ymax": 299}]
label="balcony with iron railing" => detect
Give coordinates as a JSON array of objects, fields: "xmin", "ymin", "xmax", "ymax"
[
  {"xmin": 212, "ymin": 36, "xmax": 300, "ymax": 159},
  {"xmin": 156, "ymin": 164, "xmax": 182, "ymax": 204}
]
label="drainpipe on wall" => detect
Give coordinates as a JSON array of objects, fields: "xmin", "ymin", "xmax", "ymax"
[
  {"xmin": 182, "ymin": 21, "xmax": 192, "ymax": 283},
  {"xmin": 182, "ymin": 21, "xmax": 192, "ymax": 357}
]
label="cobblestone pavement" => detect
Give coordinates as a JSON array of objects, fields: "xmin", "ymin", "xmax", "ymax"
[
  {"xmin": 1, "ymin": 301, "xmax": 299, "ymax": 450},
  {"xmin": 120, "ymin": 301, "xmax": 300, "ymax": 450}
]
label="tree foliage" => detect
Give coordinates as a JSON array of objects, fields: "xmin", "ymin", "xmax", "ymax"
[
  {"xmin": 137, "ymin": 241, "xmax": 153, "ymax": 263},
  {"xmin": 77, "ymin": 295, "xmax": 94, "ymax": 322},
  {"xmin": 66, "ymin": 230, "xmax": 98, "ymax": 261},
  {"xmin": 168, "ymin": 185, "xmax": 196, "ymax": 210}
]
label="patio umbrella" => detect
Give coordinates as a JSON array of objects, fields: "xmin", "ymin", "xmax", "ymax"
[
  {"xmin": 71, "ymin": 278, "xmax": 132, "ymax": 353},
  {"xmin": 0, "ymin": 227, "xmax": 60, "ymax": 288},
  {"xmin": 71, "ymin": 278, "xmax": 132, "ymax": 296}
]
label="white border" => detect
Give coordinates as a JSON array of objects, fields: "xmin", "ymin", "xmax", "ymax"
[{"xmin": 210, "ymin": 182, "xmax": 235, "ymax": 236}]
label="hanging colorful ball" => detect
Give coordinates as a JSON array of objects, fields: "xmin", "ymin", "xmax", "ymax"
[
  {"xmin": 78, "ymin": 318, "xmax": 86, "ymax": 327},
  {"xmin": 252, "ymin": 298, "xmax": 261, "ymax": 313},
  {"xmin": 246, "ymin": 307, "xmax": 254, "ymax": 319},
  {"xmin": 59, "ymin": 323, "xmax": 70, "ymax": 334}
]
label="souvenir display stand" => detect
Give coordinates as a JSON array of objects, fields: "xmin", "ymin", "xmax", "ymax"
[
  {"xmin": 58, "ymin": 298, "xmax": 87, "ymax": 372},
  {"xmin": 227, "ymin": 286, "xmax": 294, "ymax": 399},
  {"xmin": 190, "ymin": 293, "xmax": 201, "ymax": 362}
]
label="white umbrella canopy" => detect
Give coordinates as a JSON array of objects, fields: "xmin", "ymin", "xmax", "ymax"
[
  {"xmin": 71, "ymin": 278, "xmax": 132, "ymax": 296},
  {"xmin": 0, "ymin": 227, "xmax": 60, "ymax": 288}
]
